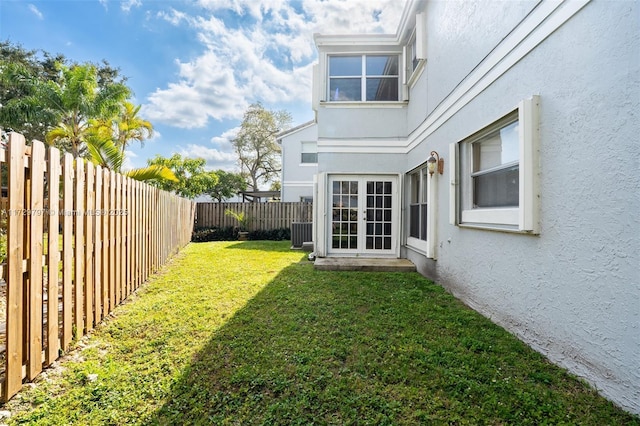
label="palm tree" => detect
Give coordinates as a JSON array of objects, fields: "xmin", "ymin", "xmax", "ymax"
[
  {"xmin": 40, "ymin": 63, "xmax": 129, "ymax": 157},
  {"xmin": 92, "ymin": 101, "xmax": 153, "ymax": 155},
  {"xmin": 115, "ymin": 101, "xmax": 153, "ymax": 154}
]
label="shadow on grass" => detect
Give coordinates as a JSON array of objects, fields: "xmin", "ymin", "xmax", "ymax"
[{"xmin": 146, "ymin": 263, "xmax": 637, "ymax": 425}]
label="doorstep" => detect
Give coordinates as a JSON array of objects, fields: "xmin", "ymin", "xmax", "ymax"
[{"xmin": 314, "ymin": 257, "xmax": 416, "ymax": 272}]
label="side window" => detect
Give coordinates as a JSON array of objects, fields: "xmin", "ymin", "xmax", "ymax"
[
  {"xmin": 406, "ymin": 13, "xmax": 426, "ymax": 86},
  {"xmin": 300, "ymin": 141, "xmax": 317, "ymax": 164},
  {"xmin": 451, "ymin": 96, "xmax": 540, "ymax": 233},
  {"xmin": 408, "ymin": 166, "xmax": 428, "ymax": 241}
]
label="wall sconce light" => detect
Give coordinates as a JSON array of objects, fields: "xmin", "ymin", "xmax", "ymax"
[{"xmin": 427, "ymin": 151, "xmax": 444, "ymax": 176}]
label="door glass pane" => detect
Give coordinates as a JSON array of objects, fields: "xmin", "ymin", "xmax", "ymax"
[
  {"xmin": 365, "ymin": 180, "xmax": 393, "ymax": 252},
  {"xmin": 331, "ymin": 180, "xmax": 358, "ymax": 250}
]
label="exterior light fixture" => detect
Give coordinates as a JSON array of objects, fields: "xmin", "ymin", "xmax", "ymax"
[{"xmin": 427, "ymin": 151, "xmax": 444, "ymax": 176}]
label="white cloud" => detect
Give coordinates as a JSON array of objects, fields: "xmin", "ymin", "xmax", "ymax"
[
  {"xmin": 121, "ymin": 0, "xmax": 142, "ymax": 13},
  {"xmin": 28, "ymin": 4, "xmax": 44, "ymax": 20},
  {"xmin": 143, "ymin": 0, "xmax": 404, "ymax": 129},
  {"xmin": 156, "ymin": 8, "xmax": 188, "ymax": 26},
  {"xmin": 142, "ymin": 52, "xmax": 248, "ymax": 127},
  {"xmin": 179, "ymin": 144, "xmax": 238, "ymax": 171},
  {"xmin": 210, "ymin": 126, "xmax": 239, "ymax": 147},
  {"xmin": 122, "ymin": 150, "xmax": 138, "ymax": 172}
]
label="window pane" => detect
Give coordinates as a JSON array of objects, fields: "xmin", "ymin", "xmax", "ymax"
[
  {"xmin": 366, "ymin": 78, "xmax": 398, "ymax": 101},
  {"xmin": 473, "ymin": 121, "xmax": 519, "ymax": 172},
  {"xmin": 301, "ymin": 152, "xmax": 317, "ymax": 163},
  {"xmin": 330, "ymin": 78, "xmax": 361, "ymax": 101},
  {"xmin": 421, "ymin": 169, "xmax": 428, "ymax": 203},
  {"xmin": 473, "ymin": 165, "xmax": 519, "ymax": 207},
  {"xmin": 329, "ymin": 56, "xmax": 361, "ymax": 76},
  {"xmin": 420, "ymin": 203, "xmax": 428, "ymax": 240},
  {"xmin": 411, "ymin": 39, "xmax": 419, "ymax": 71},
  {"xmin": 366, "ymin": 55, "xmax": 398, "ymax": 76},
  {"xmin": 410, "ymin": 204, "xmax": 420, "ymax": 238},
  {"xmin": 411, "ymin": 173, "xmax": 420, "ymax": 203}
]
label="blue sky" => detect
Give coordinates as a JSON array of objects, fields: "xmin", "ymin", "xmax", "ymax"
[{"xmin": 1, "ymin": 0, "xmax": 405, "ymax": 172}]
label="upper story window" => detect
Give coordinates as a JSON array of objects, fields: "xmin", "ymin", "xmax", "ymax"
[
  {"xmin": 300, "ymin": 141, "xmax": 317, "ymax": 164},
  {"xmin": 328, "ymin": 55, "xmax": 399, "ymax": 102}
]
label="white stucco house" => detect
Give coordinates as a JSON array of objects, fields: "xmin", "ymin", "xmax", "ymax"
[
  {"xmin": 303, "ymin": 0, "xmax": 639, "ymax": 414},
  {"xmin": 277, "ymin": 120, "xmax": 318, "ymax": 203}
]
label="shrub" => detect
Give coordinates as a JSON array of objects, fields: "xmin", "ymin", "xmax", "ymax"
[
  {"xmin": 192, "ymin": 227, "xmax": 291, "ymax": 242},
  {"xmin": 191, "ymin": 226, "xmax": 237, "ymax": 242},
  {"xmin": 248, "ymin": 228, "xmax": 290, "ymax": 241}
]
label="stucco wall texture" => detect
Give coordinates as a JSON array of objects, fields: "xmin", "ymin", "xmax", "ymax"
[{"xmin": 405, "ymin": 1, "xmax": 639, "ymax": 414}]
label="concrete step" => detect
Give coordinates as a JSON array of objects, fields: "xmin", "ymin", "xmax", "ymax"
[{"xmin": 314, "ymin": 257, "xmax": 416, "ymax": 272}]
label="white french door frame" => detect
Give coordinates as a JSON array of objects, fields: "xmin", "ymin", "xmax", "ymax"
[{"xmin": 325, "ymin": 174, "xmax": 401, "ymax": 258}]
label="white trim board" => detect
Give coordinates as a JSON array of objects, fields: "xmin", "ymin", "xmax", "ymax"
[{"xmin": 282, "ymin": 181, "xmax": 314, "ymax": 187}]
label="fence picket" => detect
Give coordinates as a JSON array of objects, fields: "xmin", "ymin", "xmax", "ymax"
[
  {"xmin": 27, "ymin": 140, "xmax": 45, "ymax": 380},
  {"xmin": 94, "ymin": 166, "xmax": 103, "ymax": 325},
  {"xmin": 101, "ymin": 170, "xmax": 110, "ymax": 318},
  {"xmin": 61, "ymin": 153, "xmax": 73, "ymax": 351},
  {"xmin": 46, "ymin": 147, "xmax": 60, "ymax": 365},
  {"xmin": 74, "ymin": 159, "xmax": 84, "ymax": 336},
  {"xmin": 84, "ymin": 162, "xmax": 94, "ymax": 332},
  {"xmin": 6, "ymin": 133, "xmax": 26, "ymax": 397}
]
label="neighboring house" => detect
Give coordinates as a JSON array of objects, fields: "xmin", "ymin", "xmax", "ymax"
[
  {"xmin": 277, "ymin": 120, "xmax": 318, "ymax": 202},
  {"xmin": 308, "ymin": 0, "xmax": 639, "ymax": 414}
]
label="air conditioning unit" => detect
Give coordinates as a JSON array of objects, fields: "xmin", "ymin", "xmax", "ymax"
[{"xmin": 291, "ymin": 222, "xmax": 313, "ymax": 249}]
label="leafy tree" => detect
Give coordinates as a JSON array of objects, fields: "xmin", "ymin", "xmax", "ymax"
[
  {"xmin": 147, "ymin": 154, "xmax": 219, "ymax": 199},
  {"xmin": 0, "ymin": 41, "xmax": 127, "ymax": 145},
  {"xmin": 206, "ymin": 170, "xmax": 247, "ymax": 202},
  {"xmin": 231, "ymin": 102, "xmax": 291, "ymax": 192},
  {"xmin": 0, "ymin": 42, "xmax": 56, "ymax": 142}
]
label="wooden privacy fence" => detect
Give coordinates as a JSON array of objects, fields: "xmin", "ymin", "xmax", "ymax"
[
  {"xmin": 195, "ymin": 202, "xmax": 313, "ymax": 230},
  {"xmin": 0, "ymin": 132, "xmax": 196, "ymax": 402}
]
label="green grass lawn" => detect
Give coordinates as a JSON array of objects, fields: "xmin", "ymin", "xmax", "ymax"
[{"xmin": 6, "ymin": 241, "xmax": 639, "ymax": 425}]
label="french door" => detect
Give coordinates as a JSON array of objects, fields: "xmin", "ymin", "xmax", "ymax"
[{"xmin": 328, "ymin": 175, "xmax": 398, "ymax": 256}]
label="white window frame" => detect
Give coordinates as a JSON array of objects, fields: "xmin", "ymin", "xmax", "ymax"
[
  {"xmin": 405, "ymin": 13, "xmax": 426, "ymax": 88},
  {"xmin": 327, "ymin": 54, "xmax": 400, "ymax": 102},
  {"xmin": 407, "ymin": 165, "xmax": 428, "ymax": 252},
  {"xmin": 450, "ymin": 96, "xmax": 540, "ymax": 233}
]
